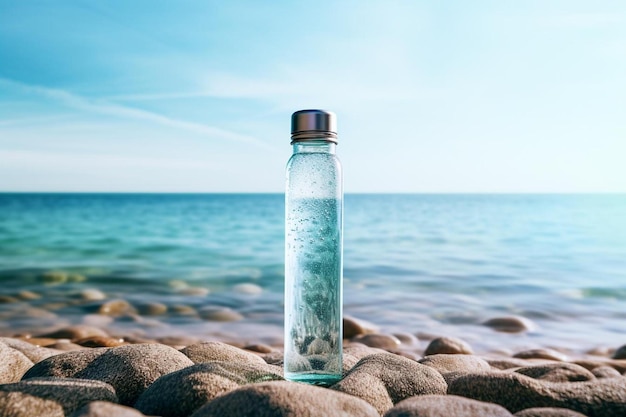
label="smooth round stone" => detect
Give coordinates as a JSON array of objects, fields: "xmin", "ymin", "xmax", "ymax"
[
  {"xmin": 244, "ymin": 343, "xmax": 275, "ymax": 354},
  {"xmin": 78, "ymin": 289, "xmax": 107, "ymax": 301},
  {"xmin": 18, "ymin": 290, "xmax": 41, "ymax": 301},
  {"xmin": 39, "ymin": 325, "xmax": 109, "ymax": 341},
  {"xmin": 136, "ymin": 302, "xmax": 168, "ymax": 316},
  {"xmin": 331, "ymin": 353, "xmax": 448, "ymax": 415},
  {"xmin": 75, "ymin": 336, "xmax": 127, "ymax": 348},
  {"xmin": 181, "ymin": 341, "xmax": 267, "ymax": 366},
  {"xmin": 0, "ymin": 341, "xmax": 34, "ymax": 383},
  {"xmin": 448, "ymin": 371, "xmax": 626, "ymax": 415},
  {"xmin": 352, "ymin": 333, "xmax": 401, "ymax": 350},
  {"xmin": 97, "ymin": 299, "xmax": 136, "ymax": 316},
  {"xmin": 171, "ymin": 305, "xmax": 198, "ymax": 316},
  {"xmin": 384, "ymin": 394, "xmax": 513, "ymax": 417},
  {"xmin": 482, "ymin": 316, "xmax": 536, "ymax": 333},
  {"xmin": 343, "ymin": 316, "xmax": 378, "ymax": 339},
  {"xmin": 0, "ymin": 337, "xmax": 60, "ymax": 362},
  {"xmin": 419, "ymin": 354, "xmax": 491, "ymax": 374},
  {"xmin": 135, "ymin": 361, "xmax": 283, "ymax": 417},
  {"xmin": 424, "ymin": 336, "xmax": 473, "ymax": 355},
  {"xmin": 190, "ymin": 380, "xmax": 379, "ymax": 417},
  {"xmin": 199, "ymin": 307, "xmax": 243, "ymax": 322},
  {"xmin": 612, "ymin": 344, "xmax": 626, "ymax": 359},
  {"xmin": 22, "ymin": 307, "xmax": 57, "ymax": 319},
  {"xmin": 46, "ymin": 342, "xmax": 85, "ymax": 351},
  {"xmin": 514, "ymin": 362, "xmax": 596, "ymax": 382},
  {"xmin": 73, "ymin": 344, "xmax": 194, "ymax": 406},
  {"xmin": 69, "ymin": 401, "xmax": 148, "ymax": 417},
  {"xmin": 513, "ymin": 407, "xmax": 588, "ymax": 417},
  {"xmin": 0, "ymin": 378, "xmax": 117, "ymax": 415},
  {"xmin": 591, "ymin": 366, "xmax": 622, "ymax": 378},
  {"xmin": 0, "ymin": 391, "xmax": 65, "ymax": 417},
  {"xmin": 392, "ymin": 332, "xmax": 420, "ymax": 347},
  {"xmin": 513, "ymin": 349, "xmax": 568, "ymax": 362},
  {"xmin": 18, "ymin": 337, "xmax": 58, "ymax": 347},
  {"xmin": 233, "ymin": 283, "xmax": 263, "ymax": 295},
  {"xmin": 157, "ymin": 335, "xmax": 200, "ymax": 347}
]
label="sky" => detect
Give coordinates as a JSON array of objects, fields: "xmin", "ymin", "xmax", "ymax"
[{"xmin": 0, "ymin": 0, "xmax": 624, "ymax": 193}]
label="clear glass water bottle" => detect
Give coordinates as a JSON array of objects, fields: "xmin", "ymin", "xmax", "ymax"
[{"xmin": 284, "ymin": 109, "xmax": 343, "ymax": 386}]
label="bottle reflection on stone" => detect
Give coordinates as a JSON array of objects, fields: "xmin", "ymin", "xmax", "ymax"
[{"xmin": 284, "ymin": 110, "xmax": 343, "ymax": 386}]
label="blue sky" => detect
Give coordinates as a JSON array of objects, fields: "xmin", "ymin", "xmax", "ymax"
[{"xmin": 0, "ymin": 1, "xmax": 624, "ymax": 192}]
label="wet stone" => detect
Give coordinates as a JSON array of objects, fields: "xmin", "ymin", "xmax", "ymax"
[
  {"xmin": 352, "ymin": 333, "xmax": 401, "ymax": 350},
  {"xmin": 343, "ymin": 316, "xmax": 378, "ymax": 339},
  {"xmin": 424, "ymin": 336, "xmax": 473, "ymax": 356},
  {"xmin": 97, "ymin": 299, "xmax": 136, "ymax": 316},
  {"xmin": 199, "ymin": 306, "xmax": 243, "ymax": 322},
  {"xmin": 513, "ymin": 349, "xmax": 568, "ymax": 362},
  {"xmin": 483, "ymin": 316, "xmax": 535, "ymax": 333},
  {"xmin": 136, "ymin": 302, "xmax": 168, "ymax": 316}
]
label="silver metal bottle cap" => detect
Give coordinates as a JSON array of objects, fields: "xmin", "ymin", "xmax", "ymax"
[{"xmin": 291, "ymin": 109, "xmax": 337, "ymax": 143}]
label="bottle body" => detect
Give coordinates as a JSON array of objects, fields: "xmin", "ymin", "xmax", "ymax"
[{"xmin": 284, "ymin": 141, "xmax": 343, "ymax": 386}]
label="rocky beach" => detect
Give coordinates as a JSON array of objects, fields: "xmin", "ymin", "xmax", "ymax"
[
  {"xmin": 2, "ymin": 311, "xmax": 626, "ymax": 416},
  {"xmin": 2, "ymin": 194, "xmax": 626, "ymax": 416}
]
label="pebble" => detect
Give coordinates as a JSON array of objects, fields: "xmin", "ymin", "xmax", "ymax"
[
  {"xmin": 72, "ymin": 343, "xmax": 194, "ymax": 406},
  {"xmin": 244, "ymin": 343, "xmax": 275, "ymax": 354},
  {"xmin": 97, "ymin": 299, "xmax": 136, "ymax": 316},
  {"xmin": 17, "ymin": 290, "xmax": 41, "ymax": 301},
  {"xmin": 482, "ymin": 316, "xmax": 535, "ymax": 333},
  {"xmin": 447, "ymin": 370, "xmax": 626, "ymax": 415},
  {"xmin": 612, "ymin": 344, "xmax": 626, "ymax": 359},
  {"xmin": 384, "ymin": 394, "xmax": 513, "ymax": 417},
  {"xmin": 331, "ymin": 353, "xmax": 448, "ymax": 415},
  {"xmin": 135, "ymin": 361, "xmax": 283, "ymax": 417},
  {"xmin": 424, "ymin": 336, "xmax": 473, "ymax": 355},
  {"xmin": 590, "ymin": 365, "xmax": 622, "ymax": 379},
  {"xmin": 136, "ymin": 302, "xmax": 168, "ymax": 316},
  {"xmin": 351, "ymin": 333, "xmax": 401, "ymax": 350},
  {"xmin": 233, "ymin": 283, "xmax": 263, "ymax": 295},
  {"xmin": 419, "ymin": 354, "xmax": 491, "ymax": 375},
  {"xmin": 0, "ymin": 377, "xmax": 117, "ymax": 415},
  {"xmin": 69, "ymin": 401, "xmax": 148, "ymax": 417},
  {"xmin": 171, "ymin": 304, "xmax": 198, "ymax": 316},
  {"xmin": 514, "ymin": 362, "xmax": 595, "ymax": 383},
  {"xmin": 77, "ymin": 289, "xmax": 107, "ymax": 301},
  {"xmin": 190, "ymin": 380, "xmax": 379, "ymax": 417},
  {"xmin": 181, "ymin": 341, "xmax": 268, "ymax": 366},
  {"xmin": 0, "ymin": 337, "xmax": 59, "ymax": 363},
  {"xmin": 513, "ymin": 408, "xmax": 588, "ymax": 417},
  {"xmin": 343, "ymin": 316, "xmax": 378, "ymax": 339},
  {"xmin": 74, "ymin": 336, "xmax": 127, "ymax": 348},
  {"xmin": 22, "ymin": 348, "xmax": 108, "ymax": 380},
  {"xmin": 198, "ymin": 306, "xmax": 244, "ymax": 322},
  {"xmin": 485, "ymin": 357, "xmax": 553, "ymax": 370},
  {"xmin": 0, "ymin": 341, "xmax": 34, "ymax": 383},
  {"xmin": 392, "ymin": 332, "xmax": 420, "ymax": 346},
  {"xmin": 0, "ymin": 391, "xmax": 64, "ymax": 417},
  {"xmin": 39, "ymin": 325, "xmax": 109, "ymax": 341},
  {"xmin": 513, "ymin": 349, "xmax": 568, "ymax": 362}
]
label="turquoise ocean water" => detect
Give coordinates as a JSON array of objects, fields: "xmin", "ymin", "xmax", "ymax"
[{"xmin": 1, "ymin": 193, "xmax": 625, "ymax": 353}]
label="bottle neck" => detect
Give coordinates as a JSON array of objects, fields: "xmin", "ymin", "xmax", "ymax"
[{"xmin": 291, "ymin": 140, "xmax": 337, "ymax": 154}]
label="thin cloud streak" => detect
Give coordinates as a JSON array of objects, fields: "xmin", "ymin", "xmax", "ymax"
[{"xmin": 0, "ymin": 77, "xmax": 272, "ymax": 149}]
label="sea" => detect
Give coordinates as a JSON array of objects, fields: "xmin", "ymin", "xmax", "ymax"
[{"xmin": 1, "ymin": 193, "xmax": 625, "ymax": 354}]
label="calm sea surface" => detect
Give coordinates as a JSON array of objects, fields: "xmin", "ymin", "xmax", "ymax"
[{"xmin": 1, "ymin": 193, "xmax": 625, "ymax": 353}]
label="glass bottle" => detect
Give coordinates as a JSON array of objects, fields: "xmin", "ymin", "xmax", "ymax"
[{"xmin": 284, "ymin": 109, "xmax": 343, "ymax": 386}]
